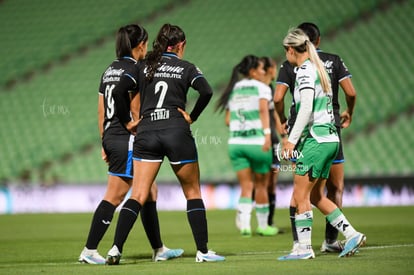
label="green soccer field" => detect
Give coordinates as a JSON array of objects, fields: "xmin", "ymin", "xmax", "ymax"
[{"xmin": 1, "ymin": 206, "xmax": 413, "ymax": 275}]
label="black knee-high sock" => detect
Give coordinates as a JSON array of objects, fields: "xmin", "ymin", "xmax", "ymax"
[
  {"xmin": 289, "ymin": 206, "xmax": 298, "ymax": 243},
  {"xmin": 187, "ymin": 199, "xmax": 208, "ymax": 253},
  {"xmin": 268, "ymin": 193, "xmax": 276, "ymax": 226},
  {"xmin": 325, "ymin": 217, "xmax": 339, "ymax": 242},
  {"xmin": 141, "ymin": 201, "xmax": 162, "ymax": 249},
  {"xmin": 113, "ymin": 199, "xmax": 141, "ymax": 253},
  {"xmin": 85, "ymin": 200, "xmax": 116, "ymax": 249}
]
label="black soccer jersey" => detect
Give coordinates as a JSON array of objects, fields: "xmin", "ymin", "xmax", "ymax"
[
  {"xmin": 276, "ymin": 49, "xmax": 351, "ymax": 130},
  {"xmin": 136, "ymin": 53, "xmax": 207, "ymax": 132},
  {"xmin": 98, "ymin": 57, "xmax": 139, "ymax": 136}
]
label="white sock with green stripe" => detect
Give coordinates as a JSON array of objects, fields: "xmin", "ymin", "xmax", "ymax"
[
  {"xmin": 295, "ymin": 211, "xmax": 313, "ymax": 248},
  {"xmin": 326, "ymin": 208, "xmax": 357, "ymax": 239},
  {"xmin": 255, "ymin": 203, "xmax": 270, "ymax": 229},
  {"xmin": 238, "ymin": 197, "xmax": 253, "ymax": 231}
]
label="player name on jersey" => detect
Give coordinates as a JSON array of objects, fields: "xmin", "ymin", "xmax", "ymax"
[{"xmin": 150, "ymin": 108, "xmax": 170, "ymax": 121}]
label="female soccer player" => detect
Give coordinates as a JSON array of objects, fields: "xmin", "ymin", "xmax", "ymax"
[
  {"xmin": 79, "ymin": 24, "xmax": 183, "ymax": 264},
  {"xmin": 274, "ymin": 22, "xmax": 357, "ymax": 253},
  {"xmin": 105, "ymin": 23, "xmax": 225, "ymax": 264},
  {"xmin": 216, "ymin": 55, "xmax": 277, "ymax": 237},
  {"xmin": 277, "ymin": 28, "xmax": 365, "ymax": 260}
]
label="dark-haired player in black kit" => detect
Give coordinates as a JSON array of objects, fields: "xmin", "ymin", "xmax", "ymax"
[
  {"xmin": 106, "ymin": 23, "xmax": 225, "ymax": 264},
  {"xmin": 274, "ymin": 22, "xmax": 357, "ymax": 254},
  {"xmin": 79, "ymin": 24, "xmax": 183, "ymax": 265}
]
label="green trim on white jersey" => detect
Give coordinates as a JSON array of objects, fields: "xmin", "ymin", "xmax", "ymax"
[
  {"xmin": 228, "ymin": 78, "xmax": 271, "ymax": 145},
  {"xmin": 294, "ymin": 60, "xmax": 339, "ymax": 143}
]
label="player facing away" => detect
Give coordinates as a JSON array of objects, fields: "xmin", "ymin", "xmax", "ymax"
[
  {"xmin": 78, "ymin": 24, "xmax": 183, "ymax": 265},
  {"xmin": 277, "ymin": 28, "xmax": 365, "ymax": 260},
  {"xmin": 216, "ymin": 55, "xmax": 277, "ymax": 237},
  {"xmin": 274, "ymin": 22, "xmax": 357, "ymax": 253},
  {"xmin": 105, "ymin": 23, "xmax": 225, "ymax": 264}
]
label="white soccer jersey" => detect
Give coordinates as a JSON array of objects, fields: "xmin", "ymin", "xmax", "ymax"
[
  {"xmin": 293, "ymin": 60, "xmax": 338, "ymax": 143},
  {"xmin": 228, "ymin": 78, "xmax": 271, "ymax": 145}
]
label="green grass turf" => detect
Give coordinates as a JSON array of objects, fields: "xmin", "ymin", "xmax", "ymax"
[{"xmin": 0, "ymin": 206, "xmax": 413, "ymax": 275}]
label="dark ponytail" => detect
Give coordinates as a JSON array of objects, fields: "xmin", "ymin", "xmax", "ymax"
[
  {"xmin": 215, "ymin": 55, "xmax": 260, "ymax": 112},
  {"xmin": 145, "ymin": 23, "xmax": 186, "ymax": 81},
  {"xmin": 116, "ymin": 24, "xmax": 148, "ymax": 58}
]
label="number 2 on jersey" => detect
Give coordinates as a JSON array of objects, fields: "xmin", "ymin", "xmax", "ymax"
[{"xmin": 155, "ymin": 81, "xmax": 168, "ymax": 108}]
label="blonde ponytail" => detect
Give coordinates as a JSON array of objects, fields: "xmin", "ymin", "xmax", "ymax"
[
  {"xmin": 283, "ymin": 28, "xmax": 331, "ymax": 93},
  {"xmin": 306, "ymin": 41, "xmax": 331, "ymax": 93}
]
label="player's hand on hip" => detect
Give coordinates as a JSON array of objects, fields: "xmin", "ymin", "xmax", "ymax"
[
  {"xmin": 177, "ymin": 107, "xmax": 193, "ymax": 124},
  {"xmin": 340, "ymin": 110, "xmax": 352, "ymax": 129}
]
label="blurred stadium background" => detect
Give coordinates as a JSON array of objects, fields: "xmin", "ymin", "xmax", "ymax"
[{"xmin": 0, "ymin": 0, "xmax": 413, "ymax": 212}]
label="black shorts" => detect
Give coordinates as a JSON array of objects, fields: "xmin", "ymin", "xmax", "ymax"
[
  {"xmin": 133, "ymin": 127, "xmax": 198, "ymax": 164},
  {"xmin": 102, "ymin": 134, "xmax": 134, "ymax": 178},
  {"xmin": 333, "ymin": 127, "xmax": 344, "ymax": 164}
]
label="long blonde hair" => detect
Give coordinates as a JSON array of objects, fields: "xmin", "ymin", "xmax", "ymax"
[{"xmin": 283, "ymin": 28, "xmax": 331, "ymax": 93}]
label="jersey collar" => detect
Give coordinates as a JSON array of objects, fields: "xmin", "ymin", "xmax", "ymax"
[
  {"xmin": 122, "ymin": 56, "xmax": 138, "ymax": 64},
  {"xmin": 162, "ymin": 52, "xmax": 180, "ymax": 59}
]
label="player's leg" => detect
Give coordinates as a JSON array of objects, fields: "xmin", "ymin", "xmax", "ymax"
[
  {"xmin": 288, "ymin": 162, "xmax": 298, "ymax": 249},
  {"xmin": 267, "ymin": 169, "xmax": 276, "ymax": 226},
  {"xmin": 106, "ymin": 160, "xmax": 160, "ymax": 265},
  {"xmin": 172, "ymin": 161, "xmax": 225, "ymax": 262},
  {"xmin": 79, "ymin": 175, "xmax": 131, "ymax": 264},
  {"xmin": 141, "ymin": 183, "xmax": 184, "ymax": 261},
  {"xmin": 166, "ymin": 128, "xmax": 224, "ymax": 262},
  {"xmin": 80, "ymin": 135, "xmax": 132, "ymax": 264},
  {"xmin": 322, "ymin": 136, "xmax": 345, "ymax": 252},
  {"xmin": 321, "ymin": 163, "xmax": 345, "ymax": 252},
  {"xmin": 278, "ymin": 173, "xmax": 316, "ymax": 260},
  {"xmin": 254, "ymin": 170, "xmax": 278, "ymax": 236},
  {"xmin": 228, "ymin": 144, "xmax": 254, "ymax": 235},
  {"xmin": 312, "ymin": 177, "xmax": 366, "ymax": 258},
  {"xmin": 236, "ymin": 168, "xmax": 254, "ymax": 236}
]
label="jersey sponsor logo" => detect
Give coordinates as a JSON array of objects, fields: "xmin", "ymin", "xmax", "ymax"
[
  {"xmin": 298, "ymin": 75, "xmax": 311, "ymax": 86},
  {"xmin": 153, "ymin": 64, "xmax": 185, "ymax": 79},
  {"xmin": 231, "ymin": 129, "xmax": 257, "ymax": 137},
  {"xmin": 102, "ymin": 66, "xmax": 124, "ymax": 83},
  {"xmin": 154, "ymin": 72, "xmax": 182, "ymax": 79},
  {"xmin": 324, "ymin": 60, "xmax": 333, "ymax": 74},
  {"xmin": 157, "ymin": 64, "xmax": 184, "ymax": 74}
]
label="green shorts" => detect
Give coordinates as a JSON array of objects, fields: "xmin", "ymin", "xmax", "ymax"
[
  {"xmin": 228, "ymin": 144, "xmax": 272, "ymax": 174},
  {"xmin": 295, "ymin": 137, "xmax": 339, "ymax": 179}
]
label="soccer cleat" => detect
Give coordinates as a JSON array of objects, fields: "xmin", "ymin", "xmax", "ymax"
[
  {"xmin": 320, "ymin": 240, "xmax": 344, "ymax": 253},
  {"xmin": 240, "ymin": 228, "xmax": 252, "ymax": 237},
  {"xmin": 78, "ymin": 247, "xmax": 106, "ymax": 264},
  {"xmin": 339, "ymin": 233, "xmax": 366, "ymax": 258},
  {"xmin": 278, "ymin": 245, "xmax": 315, "ymax": 261},
  {"xmin": 256, "ymin": 225, "xmax": 279, "ymax": 236},
  {"xmin": 195, "ymin": 250, "xmax": 225, "ymax": 262},
  {"xmin": 152, "ymin": 245, "xmax": 184, "ymax": 262},
  {"xmin": 106, "ymin": 245, "xmax": 122, "ymax": 265}
]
